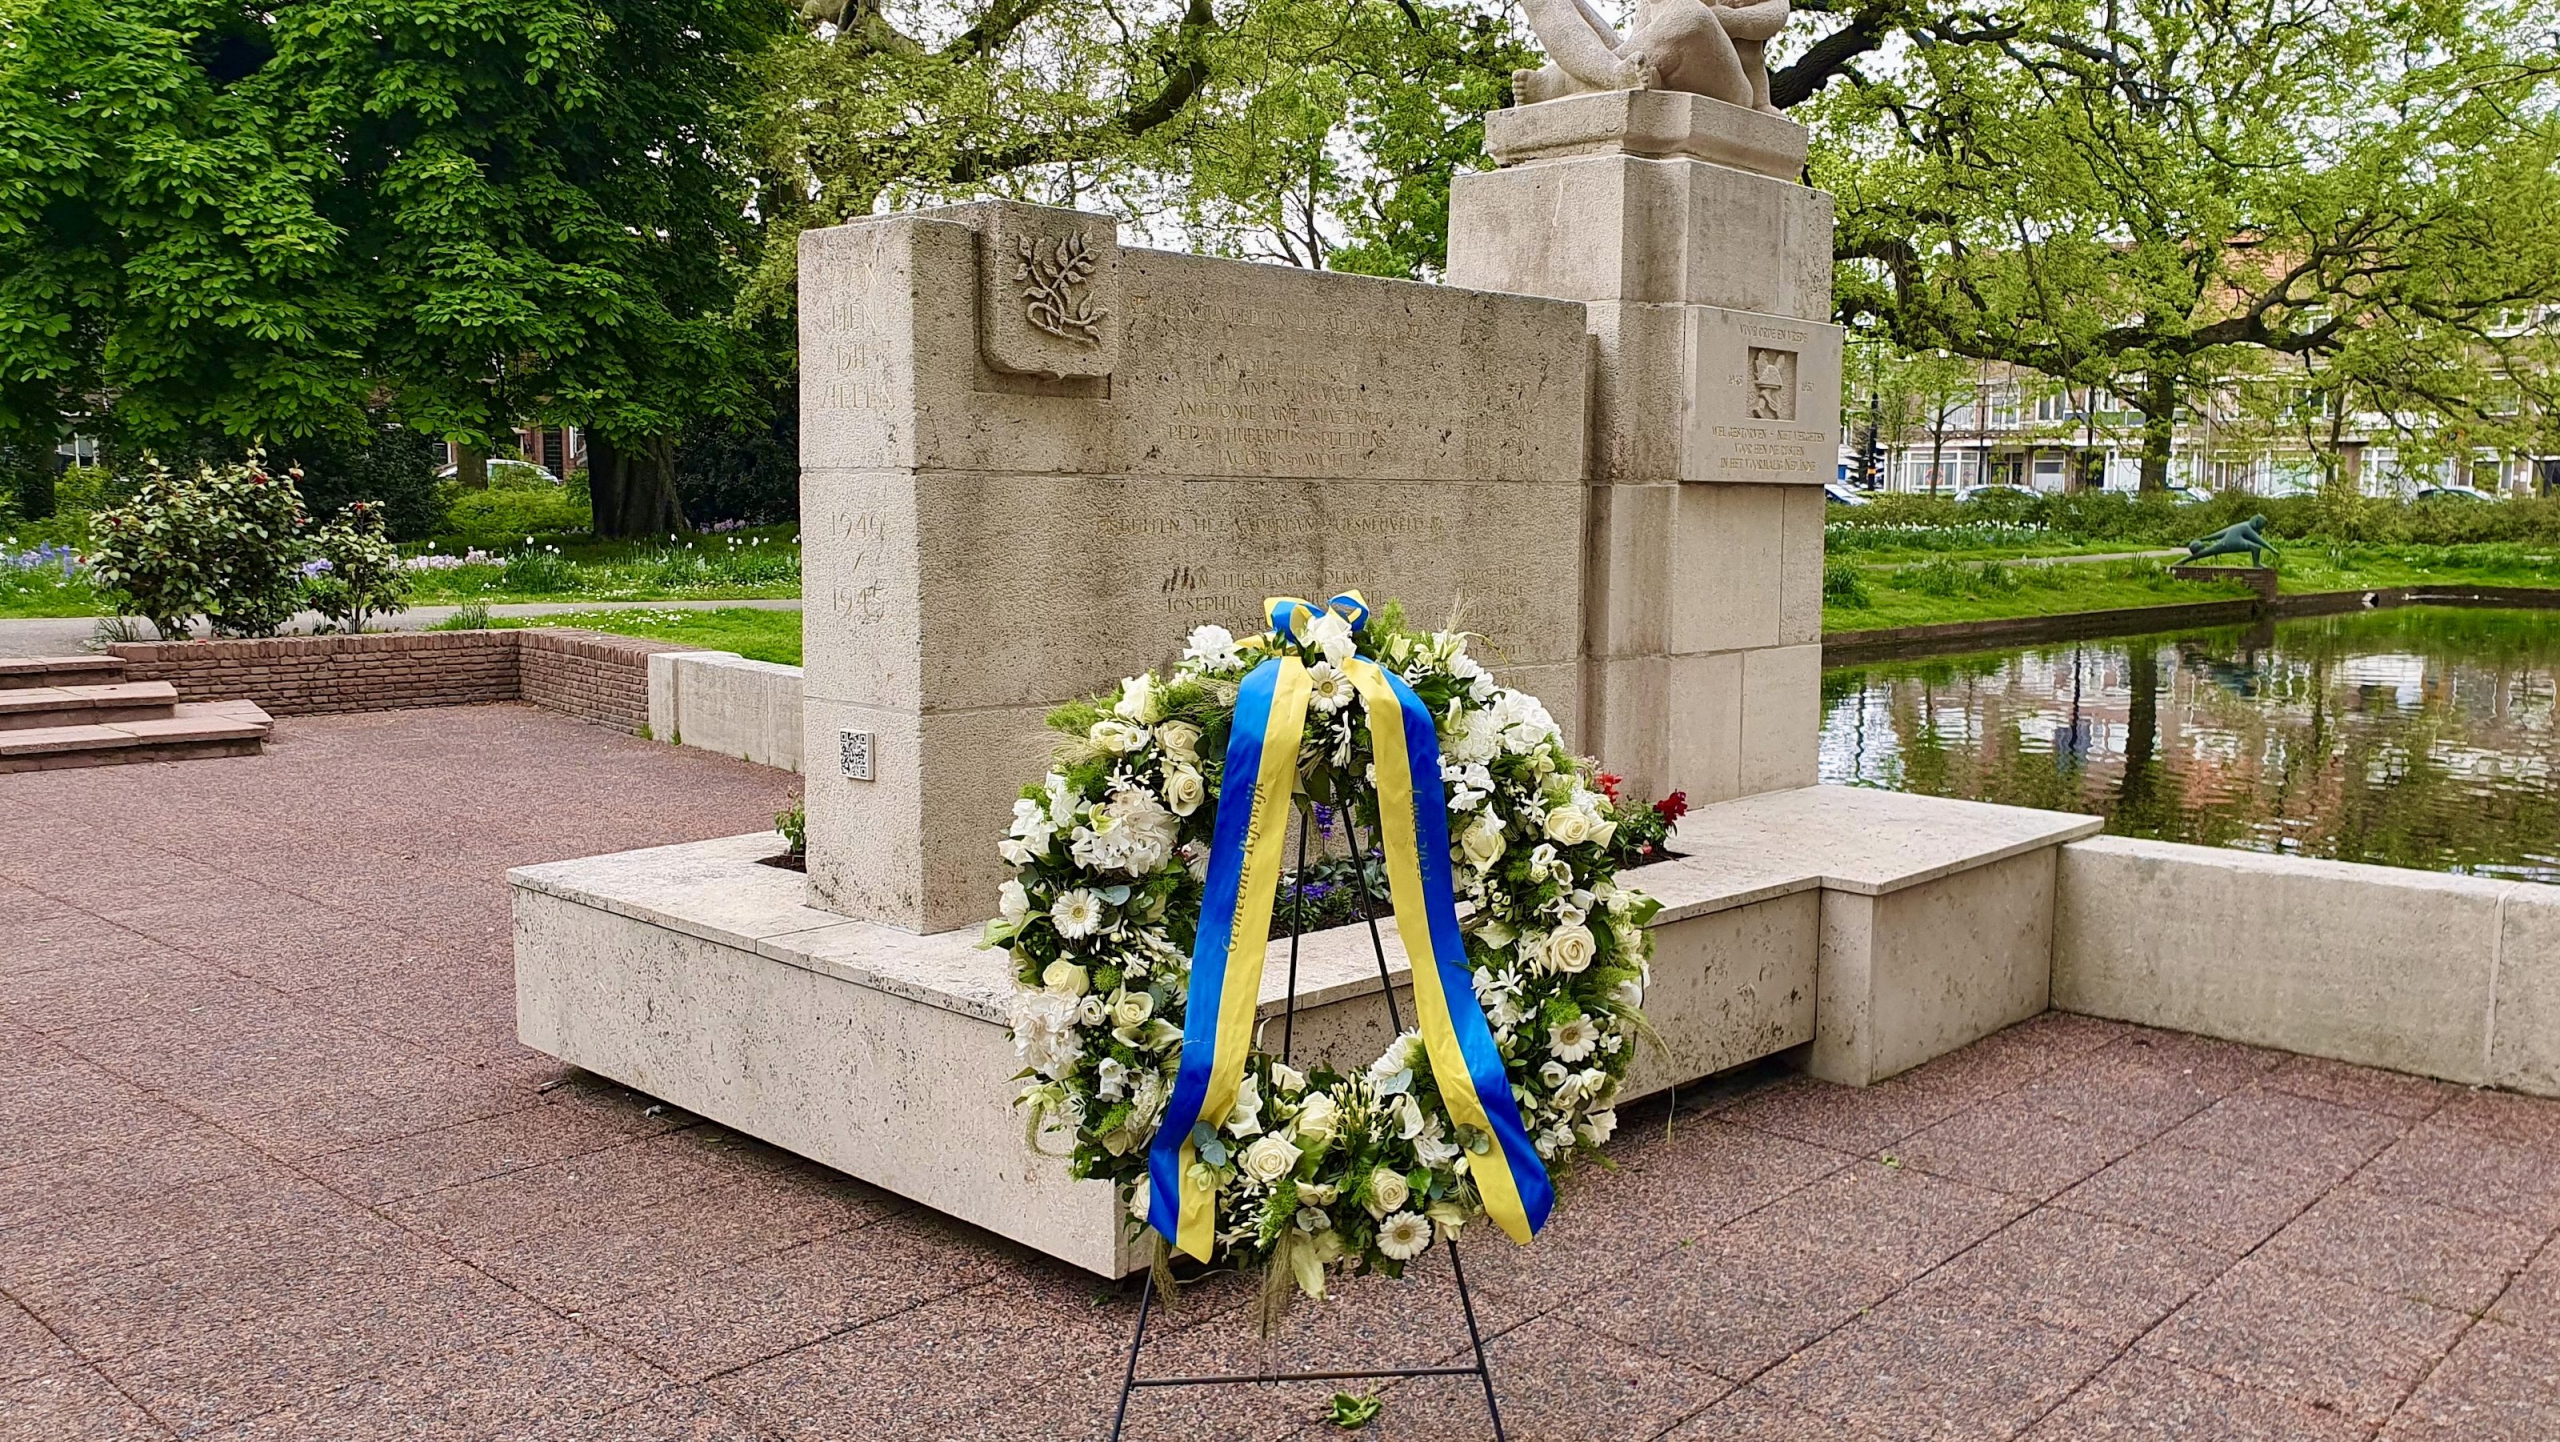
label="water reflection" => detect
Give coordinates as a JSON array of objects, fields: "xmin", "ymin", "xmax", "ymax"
[{"xmin": 1820, "ymin": 607, "xmax": 2560, "ymax": 882}]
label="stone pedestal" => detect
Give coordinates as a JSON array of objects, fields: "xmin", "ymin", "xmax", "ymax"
[{"xmin": 1449, "ymin": 91, "xmax": 1841, "ymax": 807}]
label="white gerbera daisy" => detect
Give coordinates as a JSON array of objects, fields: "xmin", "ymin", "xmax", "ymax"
[
  {"xmin": 1376, "ymin": 1210, "xmax": 1432, "ymax": 1261},
  {"xmin": 1550, "ymin": 1014, "xmax": 1600, "ymax": 1063},
  {"xmin": 1050, "ymin": 889, "xmax": 1104, "ymax": 939},
  {"xmin": 1306, "ymin": 662, "xmax": 1355, "ymax": 713}
]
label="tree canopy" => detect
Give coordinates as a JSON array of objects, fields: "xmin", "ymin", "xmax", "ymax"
[
  {"xmin": 0, "ymin": 0, "xmax": 788, "ymax": 529},
  {"xmin": 1814, "ymin": 0, "xmax": 2560, "ymax": 489}
]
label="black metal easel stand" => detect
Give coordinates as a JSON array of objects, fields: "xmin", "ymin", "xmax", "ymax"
[{"xmin": 1108, "ymin": 802, "xmax": 1509, "ymax": 1440}]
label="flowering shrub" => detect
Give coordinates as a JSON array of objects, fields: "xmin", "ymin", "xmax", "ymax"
[
  {"xmin": 88, "ymin": 457, "xmax": 312, "ymax": 639},
  {"xmin": 305, "ymin": 501, "xmax": 414, "ymax": 634}
]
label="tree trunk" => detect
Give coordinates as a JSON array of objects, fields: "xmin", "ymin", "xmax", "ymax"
[
  {"xmin": 2138, "ymin": 371, "xmax": 2178, "ymax": 493},
  {"xmin": 585, "ymin": 434, "xmax": 688, "ymax": 539},
  {"xmin": 456, "ymin": 444, "xmax": 490, "ymax": 490}
]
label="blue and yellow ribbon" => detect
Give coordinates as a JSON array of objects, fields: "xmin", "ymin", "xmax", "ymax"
[{"xmin": 1145, "ymin": 593, "xmax": 1553, "ymax": 1260}]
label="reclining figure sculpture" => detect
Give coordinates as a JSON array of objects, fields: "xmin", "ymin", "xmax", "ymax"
[
  {"xmin": 1513, "ymin": 0, "xmax": 1789, "ymax": 112},
  {"xmin": 2184, "ymin": 515, "xmax": 2281, "ymax": 567}
]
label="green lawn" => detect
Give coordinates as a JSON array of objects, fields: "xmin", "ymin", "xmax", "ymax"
[
  {"xmin": 1823, "ymin": 542, "xmax": 2560, "ymax": 633},
  {"xmin": 504, "ymin": 606, "xmax": 804, "ymax": 665}
]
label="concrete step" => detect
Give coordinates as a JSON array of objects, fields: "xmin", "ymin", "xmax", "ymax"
[
  {"xmin": 0, "ymin": 655, "xmax": 126, "ymax": 690},
  {"xmin": 0, "ymin": 681, "xmax": 180, "ymax": 731},
  {"xmin": 0, "ymin": 701, "xmax": 271, "ymax": 773}
]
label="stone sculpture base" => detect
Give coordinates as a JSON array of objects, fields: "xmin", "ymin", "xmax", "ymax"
[
  {"xmin": 511, "ymin": 787, "xmax": 2095, "ymax": 1276},
  {"xmin": 2170, "ymin": 563, "xmax": 2279, "ymax": 602}
]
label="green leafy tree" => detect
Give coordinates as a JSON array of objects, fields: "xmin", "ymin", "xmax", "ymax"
[
  {"xmin": 1818, "ymin": 0, "xmax": 2560, "ymax": 492},
  {"xmin": 0, "ymin": 0, "xmax": 790, "ymax": 534}
]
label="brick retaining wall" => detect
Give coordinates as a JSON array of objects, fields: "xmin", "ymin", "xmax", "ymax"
[{"xmin": 108, "ymin": 628, "xmax": 689, "ymax": 729}]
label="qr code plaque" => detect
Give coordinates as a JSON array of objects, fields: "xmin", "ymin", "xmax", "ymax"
[{"xmin": 839, "ymin": 729, "xmax": 875, "ymax": 781}]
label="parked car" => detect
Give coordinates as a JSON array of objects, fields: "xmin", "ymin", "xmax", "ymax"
[
  {"xmin": 2411, "ymin": 485, "xmax": 2494, "ymax": 502},
  {"xmin": 1823, "ymin": 482, "xmax": 1873, "ymax": 507},
  {"xmin": 1954, "ymin": 484, "xmax": 2040, "ymax": 504},
  {"xmin": 434, "ymin": 458, "xmax": 562, "ymax": 486}
]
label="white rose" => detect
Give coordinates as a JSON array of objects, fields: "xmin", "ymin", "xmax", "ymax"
[
  {"xmin": 1182, "ymin": 624, "xmax": 1240, "ymax": 669},
  {"xmin": 1369, "ymin": 1167, "xmax": 1411, "ymax": 1216},
  {"xmin": 1546, "ymin": 924, "xmax": 1598, "ymax": 974},
  {"xmin": 1271, "ymin": 1062, "xmax": 1308, "ymax": 1094},
  {"xmin": 1089, "ymin": 720, "xmax": 1147, "ymax": 754},
  {"xmin": 998, "ymin": 880, "xmax": 1030, "ymax": 925},
  {"xmin": 1240, "ymin": 1133, "xmax": 1302, "ymax": 1184},
  {"xmin": 1543, "ymin": 807, "xmax": 1593, "ymax": 846},
  {"xmin": 1291, "ymin": 1091, "xmax": 1341, "ymax": 1146},
  {"xmin": 1156, "ymin": 721, "xmax": 1201, "ymax": 761},
  {"xmin": 1303, "ymin": 608, "xmax": 1357, "ymax": 665},
  {"xmin": 1459, "ymin": 816, "xmax": 1505, "ymax": 869},
  {"xmin": 1109, "ymin": 989, "xmax": 1153, "ymax": 1029},
  {"xmin": 1115, "ymin": 674, "xmax": 1161, "ymax": 723},
  {"xmin": 1042, "ymin": 960, "xmax": 1090, "ymax": 996},
  {"xmin": 1162, "ymin": 765, "xmax": 1206, "ymax": 817}
]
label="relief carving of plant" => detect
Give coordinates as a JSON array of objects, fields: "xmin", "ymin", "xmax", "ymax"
[{"xmin": 1014, "ymin": 232, "xmax": 1107, "ymax": 345}]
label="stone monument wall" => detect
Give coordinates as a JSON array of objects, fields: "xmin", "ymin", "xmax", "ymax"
[
  {"xmin": 800, "ymin": 202, "xmax": 1591, "ymax": 933},
  {"xmin": 1450, "ymin": 88, "xmax": 1839, "ymax": 807}
]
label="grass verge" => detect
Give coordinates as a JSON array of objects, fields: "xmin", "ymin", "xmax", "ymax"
[{"xmin": 499, "ymin": 606, "xmax": 804, "ymax": 665}]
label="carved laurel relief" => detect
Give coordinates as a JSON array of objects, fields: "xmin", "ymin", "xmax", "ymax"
[{"xmin": 1015, "ymin": 233, "xmax": 1108, "ymax": 345}]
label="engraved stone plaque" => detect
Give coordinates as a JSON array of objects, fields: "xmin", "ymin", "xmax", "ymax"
[
  {"xmin": 976, "ymin": 202, "xmax": 1121, "ymax": 379},
  {"xmin": 1684, "ymin": 308, "xmax": 1842, "ymax": 484}
]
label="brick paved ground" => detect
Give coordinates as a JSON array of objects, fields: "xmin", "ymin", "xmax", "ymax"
[{"xmin": 4, "ymin": 703, "xmax": 2557, "ymax": 1440}]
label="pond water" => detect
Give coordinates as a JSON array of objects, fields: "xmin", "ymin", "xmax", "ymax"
[{"xmin": 1820, "ymin": 607, "xmax": 2560, "ymax": 883}]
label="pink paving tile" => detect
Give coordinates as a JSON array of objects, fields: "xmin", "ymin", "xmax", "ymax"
[
  {"xmin": 0, "ymin": 958, "xmax": 278, "ymax": 1038},
  {"xmin": 560, "ymin": 1386, "xmax": 767, "ymax": 1442},
  {"xmin": 1561, "ymin": 1230, "xmax": 1906, "ymax": 1380},
  {"xmin": 93, "ymin": 1253, "xmax": 562, "ymax": 1436},
  {"xmin": 579, "ymin": 1212, "xmax": 1001, "ymax": 1381},
  {"xmin": 198, "ymin": 1322, "xmax": 671, "ymax": 1441},
  {"xmin": 0, "ymin": 1365, "xmax": 167, "ymax": 1440},
  {"xmin": 1657, "ymin": 1382, "xmax": 1890, "ymax": 1441},
  {"xmin": 2100, "ymin": 1026, "xmax": 2287, "ymax": 1090},
  {"xmin": 2381, "ymin": 1321, "xmax": 2560, "ymax": 1441},
  {"xmin": 2136, "ymin": 1256, "xmax": 2470, "ymax": 1428},
  {"xmin": 2255, "ymin": 1183, "xmax": 2548, "ymax": 1312},
  {"xmin": 0, "ymin": 1124, "xmax": 265, "ymax": 1236},
  {"xmin": 0, "ymin": 1166, "xmax": 399, "ymax": 1290},
  {"xmin": 1901, "ymin": 1209, "xmax": 2232, "ymax": 1349},
  {"xmin": 1716, "ymin": 1156, "xmax": 2028, "ymax": 1284},
  {"xmin": 304, "ymin": 1103, "xmax": 677, "ymax": 1207},
  {"xmin": 2157, "ymin": 1087, "xmax": 2410, "ymax": 1180},
  {"xmin": 708, "ymin": 1282, "xmax": 1129, "ymax": 1441},
  {"xmin": 1888, "ymin": 1092, "xmax": 2147, "ymax": 1200},
  {"xmin": 1451, "ymin": 1116, "xmax": 1847, "ymax": 1301},
  {"xmin": 1464, "ymin": 1308, "xmax": 1731, "ymax": 1441},
  {"xmin": 2433, "ymin": 1085, "xmax": 2560, "ymax": 1150},
  {"xmin": 2486, "ymin": 1240, "xmax": 2560, "ymax": 1337},
  {"xmin": 1752, "ymin": 1295, "xmax": 2117, "ymax": 1442},
  {"xmin": 2013, "ymin": 1051, "xmax": 2223, "ymax": 1138},
  {"xmin": 2052, "ymin": 1140, "xmax": 2337, "ymax": 1252},
  {"xmin": 452, "ymin": 1173, "xmax": 876, "ymax": 1315},
  {"xmin": 2022, "ymin": 1355, "xmax": 2368, "ymax": 1440},
  {"xmin": 1712, "ymin": 1072, "xmax": 1976, "ymax": 1156},
  {"xmin": 0, "ymin": 1301, "xmax": 77, "ymax": 1387},
  {"xmin": 2263, "ymin": 1054, "xmax": 2458, "ymax": 1120},
  {"xmin": 2358, "ymin": 1118, "xmax": 2560, "ymax": 1230}
]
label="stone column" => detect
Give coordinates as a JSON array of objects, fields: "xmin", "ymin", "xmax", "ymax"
[{"xmin": 1449, "ymin": 89, "xmax": 1840, "ymax": 805}]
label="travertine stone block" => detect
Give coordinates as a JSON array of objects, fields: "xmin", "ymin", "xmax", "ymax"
[
  {"xmin": 799, "ymin": 202, "xmax": 1592, "ymax": 931},
  {"xmin": 1584, "ymin": 303, "xmax": 1691, "ymax": 483},
  {"xmin": 1587, "ymin": 480, "xmax": 1674, "ymax": 657},
  {"xmin": 2490, "ymin": 886, "xmax": 2560, "ymax": 1095},
  {"xmin": 1777, "ymin": 487, "xmax": 1825, "ymax": 646},
  {"xmin": 1673, "ymin": 484, "xmax": 1785, "ymax": 654},
  {"xmin": 1587, "ymin": 654, "xmax": 1669, "ymax": 798},
  {"xmin": 1484, "ymin": 89, "xmax": 1810, "ymax": 178},
  {"xmin": 1449, "ymin": 155, "xmax": 1834, "ymax": 319},
  {"xmin": 1738, "ymin": 643, "xmax": 1821, "ymax": 794},
  {"xmin": 2055, "ymin": 836, "xmax": 2509, "ymax": 1087},
  {"xmin": 1667, "ymin": 650, "xmax": 1744, "ymax": 802},
  {"xmin": 1812, "ymin": 849, "xmax": 2059, "ymax": 1086}
]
